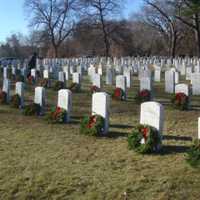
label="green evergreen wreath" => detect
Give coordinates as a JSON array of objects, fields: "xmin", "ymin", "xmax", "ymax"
[
  {"xmin": 134, "ymin": 89, "xmax": 151, "ymax": 104},
  {"xmin": 46, "ymin": 106, "xmax": 67, "ymax": 124},
  {"xmin": 186, "ymin": 139, "xmax": 200, "ymax": 168},
  {"xmin": 23, "ymin": 103, "xmax": 41, "ymax": 116},
  {"xmin": 171, "ymin": 92, "xmax": 189, "ymax": 110},
  {"xmin": 112, "ymin": 87, "xmax": 125, "ymax": 101},
  {"xmin": 80, "ymin": 115, "xmax": 105, "ymax": 136},
  {"xmin": 128, "ymin": 124, "xmax": 161, "ymax": 154}
]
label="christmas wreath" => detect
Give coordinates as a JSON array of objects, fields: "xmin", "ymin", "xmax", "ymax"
[
  {"xmin": 27, "ymin": 75, "xmax": 35, "ymax": 85},
  {"xmin": 11, "ymin": 94, "xmax": 21, "ymax": 108},
  {"xmin": 80, "ymin": 115, "xmax": 105, "ymax": 136},
  {"xmin": 135, "ymin": 89, "xmax": 151, "ymax": 104},
  {"xmin": 112, "ymin": 87, "xmax": 125, "ymax": 101},
  {"xmin": 90, "ymin": 85, "xmax": 100, "ymax": 93},
  {"xmin": 186, "ymin": 139, "xmax": 200, "ymax": 167},
  {"xmin": 23, "ymin": 103, "xmax": 41, "ymax": 116},
  {"xmin": 46, "ymin": 106, "xmax": 67, "ymax": 123},
  {"xmin": 171, "ymin": 92, "xmax": 189, "ymax": 110},
  {"xmin": 128, "ymin": 124, "xmax": 161, "ymax": 154},
  {"xmin": 0, "ymin": 91, "xmax": 7, "ymax": 104}
]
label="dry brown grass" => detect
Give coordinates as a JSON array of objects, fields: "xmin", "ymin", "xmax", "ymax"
[{"xmin": 0, "ymin": 75, "xmax": 200, "ymax": 200}]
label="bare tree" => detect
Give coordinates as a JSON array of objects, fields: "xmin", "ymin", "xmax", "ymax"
[
  {"xmin": 142, "ymin": 0, "xmax": 184, "ymax": 58},
  {"xmin": 169, "ymin": 0, "xmax": 200, "ymax": 57},
  {"xmin": 80, "ymin": 0, "xmax": 123, "ymax": 58},
  {"xmin": 25, "ymin": 0, "xmax": 78, "ymax": 57}
]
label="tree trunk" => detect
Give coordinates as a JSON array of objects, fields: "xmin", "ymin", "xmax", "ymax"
[
  {"xmin": 194, "ymin": 14, "xmax": 200, "ymax": 57},
  {"xmin": 53, "ymin": 45, "xmax": 58, "ymax": 58},
  {"xmin": 170, "ymin": 33, "xmax": 177, "ymax": 58}
]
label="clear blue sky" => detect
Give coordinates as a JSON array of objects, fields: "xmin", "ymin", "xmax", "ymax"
[{"xmin": 0, "ymin": 0, "xmax": 143, "ymax": 43}]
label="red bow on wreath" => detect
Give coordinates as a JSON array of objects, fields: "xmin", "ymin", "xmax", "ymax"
[{"xmin": 141, "ymin": 127, "xmax": 148, "ymax": 141}]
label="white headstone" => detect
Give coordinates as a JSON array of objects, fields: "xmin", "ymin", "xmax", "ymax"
[
  {"xmin": 92, "ymin": 73, "xmax": 101, "ymax": 88},
  {"xmin": 123, "ymin": 70, "xmax": 131, "ymax": 88},
  {"xmin": 57, "ymin": 89, "xmax": 72, "ymax": 122},
  {"xmin": 2, "ymin": 79, "xmax": 10, "ymax": 102},
  {"xmin": 154, "ymin": 68, "xmax": 161, "ymax": 82},
  {"xmin": 72, "ymin": 72, "xmax": 80, "ymax": 84},
  {"xmin": 34, "ymin": 87, "xmax": 45, "ymax": 112},
  {"xmin": 43, "ymin": 70, "xmax": 49, "ymax": 79},
  {"xmin": 106, "ymin": 68, "xmax": 113, "ymax": 85},
  {"xmin": 92, "ymin": 92, "xmax": 110, "ymax": 134},
  {"xmin": 140, "ymin": 77, "xmax": 152, "ymax": 91},
  {"xmin": 31, "ymin": 69, "xmax": 36, "ymax": 78},
  {"xmin": 165, "ymin": 71, "xmax": 175, "ymax": 93},
  {"xmin": 116, "ymin": 75, "xmax": 127, "ymax": 99},
  {"xmin": 191, "ymin": 73, "xmax": 200, "ymax": 95},
  {"xmin": 140, "ymin": 102, "xmax": 164, "ymax": 134},
  {"xmin": 16, "ymin": 82, "xmax": 24, "ymax": 107},
  {"xmin": 175, "ymin": 84, "xmax": 190, "ymax": 96},
  {"xmin": 58, "ymin": 71, "xmax": 65, "ymax": 82}
]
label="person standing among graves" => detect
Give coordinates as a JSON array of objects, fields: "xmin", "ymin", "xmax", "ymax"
[{"xmin": 27, "ymin": 52, "xmax": 37, "ymax": 78}]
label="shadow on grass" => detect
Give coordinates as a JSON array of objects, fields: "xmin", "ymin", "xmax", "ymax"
[
  {"xmin": 106, "ymin": 131, "xmax": 128, "ymax": 139},
  {"xmin": 155, "ymin": 99, "xmax": 171, "ymax": 106},
  {"xmin": 189, "ymin": 105, "xmax": 200, "ymax": 111},
  {"xmin": 110, "ymin": 124, "xmax": 134, "ymax": 129},
  {"xmin": 160, "ymin": 145, "xmax": 190, "ymax": 155},
  {"xmin": 163, "ymin": 135, "xmax": 192, "ymax": 141},
  {"xmin": 71, "ymin": 115, "xmax": 82, "ymax": 120}
]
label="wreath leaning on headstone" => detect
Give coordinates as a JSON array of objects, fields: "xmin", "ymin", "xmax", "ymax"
[
  {"xmin": 186, "ymin": 139, "xmax": 200, "ymax": 168},
  {"xmin": 112, "ymin": 87, "xmax": 125, "ymax": 101},
  {"xmin": 134, "ymin": 89, "xmax": 151, "ymax": 104},
  {"xmin": 46, "ymin": 106, "xmax": 67, "ymax": 124},
  {"xmin": 23, "ymin": 103, "xmax": 41, "ymax": 116},
  {"xmin": 171, "ymin": 92, "xmax": 189, "ymax": 110},
  {"xmin": 128, "ymin": 124, "xmax": 161, "ymax": 154},
  {"xmin": 80, "ymin": 114, "xmax": 105, "ymax": 136},
  {"xmin": 90, "ymin": 85, "xmax": 100, "ymax": 94}
]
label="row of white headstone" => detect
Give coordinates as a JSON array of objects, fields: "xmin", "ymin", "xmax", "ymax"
[{"xmin": 1, "ymin": 78, "xmax": 165, "ymax": 140}]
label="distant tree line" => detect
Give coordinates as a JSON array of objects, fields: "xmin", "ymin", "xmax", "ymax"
[{"xmin": 0, "ymin": 0, "xmax": 200, "ymax": 58}]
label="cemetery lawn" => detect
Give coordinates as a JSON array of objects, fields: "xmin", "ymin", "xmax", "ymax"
[{"xmin": 1, "ymin": 76, "xmax": 200, "ymax": 200}]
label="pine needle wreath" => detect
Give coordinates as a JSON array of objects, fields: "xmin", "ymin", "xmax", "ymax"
[
  {"xmin": 135, "ymin": 89, "xmax": 151, "ymax": 104},
  {"xmin": 80, "ymin": 115, "xmax": 105, "ymax": 136},
  {"xmin": 46, "ymin": 106, "xmax": 67, "ymax": 123},
  {"xmin": 112, "ymin": 87, "xmax": 125, "ymax": 101},
  {"xmin": 90, "ymin": 85, "xmax": 100, "ymax": 94},
  {"xmin": 171, "ymin": 92, "xmax": 189, "ymax": 110},
  {"xmin": 128, "ymin": 124, "xmax": 161, "ymax": 154},
  {"xmin": 186, "ymin": 139, "xmax": 200, "ymax": 168},
  {"xmin": 23, "ymin": 103, "xmax": 41, "ymax": 116},
  {"xmin": 27, "ymin": 75, "xmax": 35, "ymax": 85}
]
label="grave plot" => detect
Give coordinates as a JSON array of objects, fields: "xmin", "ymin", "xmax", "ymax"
[{"xmin": 1, "ymin": 58, "xmax": 200, "ymax": 200}]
